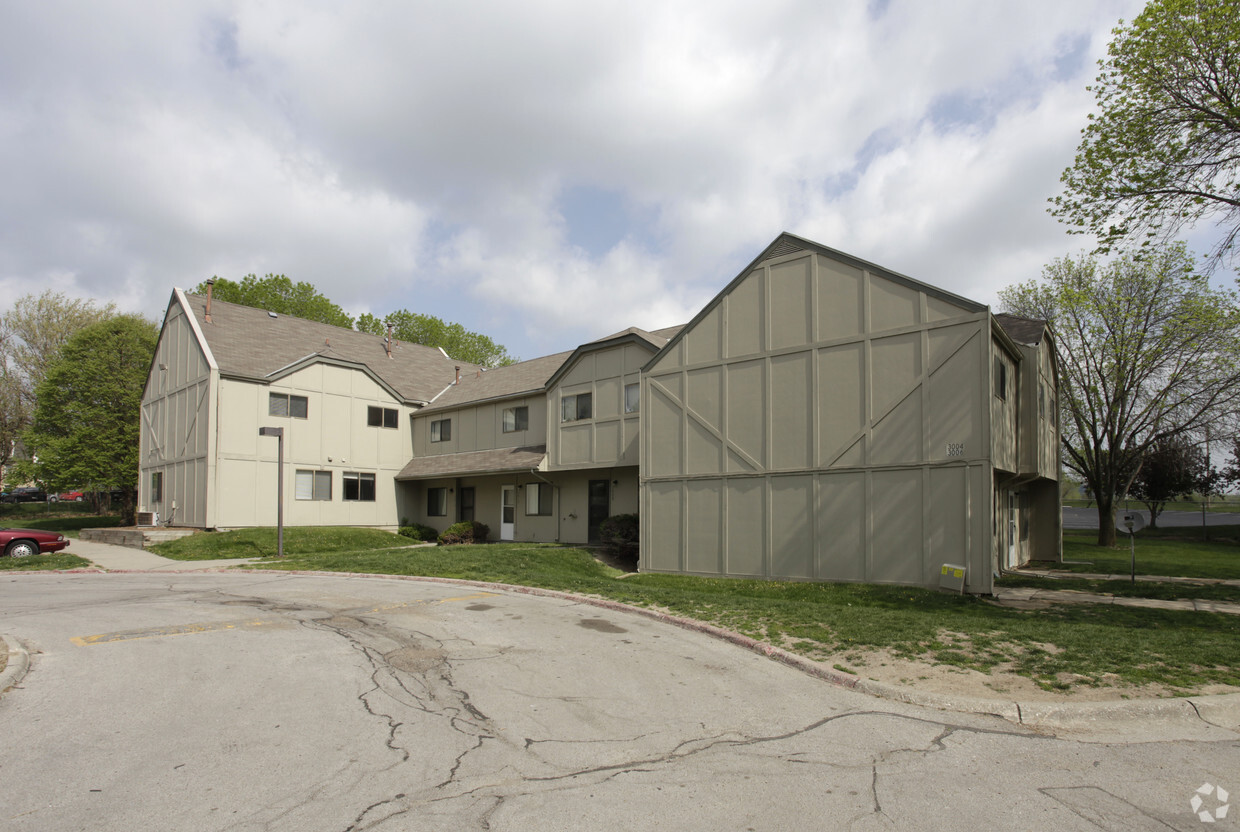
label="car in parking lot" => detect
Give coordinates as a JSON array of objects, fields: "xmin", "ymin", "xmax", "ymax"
[
  {"xmin": 48, "ymin": 491, "xmax": 86, "ymax": 502},
  {"xmin": 0, "ymin": 487, "xmax": 48, "ymax": 503},
  {"xmin": 0, "ymin": 527, "xmax": 68, "ymax": 557}
]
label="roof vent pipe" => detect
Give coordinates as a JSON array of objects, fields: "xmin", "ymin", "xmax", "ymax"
[
  {"xmin": 385, "ymin": 323, "xmax": 393, "ymax": 359},
  {"xmin": 455, "ymin": 366, "xmax": 461, "ymax": 385},
  {"xmin": 205, "ymin": 278, "xmax": 215, "ymax": 324}
]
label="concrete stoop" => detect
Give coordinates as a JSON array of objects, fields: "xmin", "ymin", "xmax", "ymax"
[{"xmin": 79, "ymin": 527, "xmax": 197, "ymax": 550}]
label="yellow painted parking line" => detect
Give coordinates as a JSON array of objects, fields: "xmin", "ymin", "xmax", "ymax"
[
  {"xmin": 361, "ymin": 591, "xmax": 498, "ymax": 614},
  {"xmin": 71, "ymin": 618, "xmax": 275, "ymax": 647}
]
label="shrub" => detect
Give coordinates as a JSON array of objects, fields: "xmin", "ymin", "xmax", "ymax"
[
  {"xmin": 438, "ymin": 521, "xmax": 490, "ymax": 545},
  {"xmin": 398, "ymin": 523, "xmax": 439, "ymax": 542},
  {"xmin": 598, "ymin": 513, "xmax": 639, "ymax": 558}
]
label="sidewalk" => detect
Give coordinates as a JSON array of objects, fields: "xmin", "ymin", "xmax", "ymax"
[
  {"xmin": 63, "ymin": 537, "xmax": 261, "ymax": 572},
  {"xmin": 994, "ymin": 568, "xmax": 1240, "ymax": 615}
]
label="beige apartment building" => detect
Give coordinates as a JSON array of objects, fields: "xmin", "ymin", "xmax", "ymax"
[{"xmin": 140, "ymin": 233, "xmax": 1059, "ymax": 594}]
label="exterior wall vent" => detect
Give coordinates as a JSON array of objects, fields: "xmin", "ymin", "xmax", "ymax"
[{"xmin": 766, "ymin": 238, "xmax": 805, "ymax": 259}]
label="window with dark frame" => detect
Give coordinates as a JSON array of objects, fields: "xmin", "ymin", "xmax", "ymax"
[
  {"xmin": 295, "ymin": 469, "xmax": 332, "ymax": 501},
  {"xmin": 430, "ymin": 419, "xmax": 451, "ymax": 442},
  {"xmin": 525, "ymin": 482, "xmax": 552, "ymax": 516},
  {"xmin": 427, "ymin": 487, "xmax": 447, "ymax": 516},
  {"xmin": 368, "ymin": 406, "xmax": 398, "ymax": 429},
  {"xmin": 994, "ymin": 358, "xmax": 1007, "ymax": 401},
  {"xmin": 151, "ymin": 471, "xmax": 163, "ymax": 503},
  {"xmin": 343, "ymin": 472, "xmax": 376, "ymax": 501},
  {"xmin": 503, "ymin": 406, "xmax": 529, "ymax": 433},
  {"xmin": 561, "ymin": 392, "xmax": 592, "ymax": 422},
  {"xmin": 269, "ymin": 392, "xmax": 308, "ymax": 418}
]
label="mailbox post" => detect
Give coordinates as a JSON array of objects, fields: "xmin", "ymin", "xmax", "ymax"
[{"xmin": 1115, "ymin": 511, "xmax": 1145, "ymax": 584}]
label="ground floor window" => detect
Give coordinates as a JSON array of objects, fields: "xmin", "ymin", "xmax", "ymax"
[
  {"xmin": 525, "ymin": 482, "xmax": 552, "ymax": 515},
  {"xmin": 295, "ymin": 469, "xmax": 332, "ymax": 501},
  {"xmin": 427, "ymin": 486, "xmax": 447, "ymax": 516},
  {"xmin": 343, "ymin": 472, "xmax": 376, "ymax": 501},
  {"xmin": 150, "ymin": 471, "xmax": 163, "ymax": 503}
]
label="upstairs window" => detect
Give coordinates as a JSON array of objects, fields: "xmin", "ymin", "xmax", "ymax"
[
  {"xmin": 269, "ymin": 392, "xmax": 308, "ymax": 418},
  {"xmin": 150, "ymin": 471, "xmax": 163, "ymax": 503},
  {"xmin": 503, "ymin": 406, "xmax": 529, "ymax": 433},
  {"xmin": 994, "ymin": 358, "xmax": 1007, "ymax": 401},
  {"xmin": 368, "ymin": 406, "xmax": 398, "ymax": 429},
  {"xmin": 430, "ymin": 419, "xmax": 451, "ymax": 442},
  {"xmin": 624, "ymin": 383, "xmax": 640, "ymax": 413},
  {"xmin": 561, "ymin": 392, "xmax": 592, "ymax": 422}
]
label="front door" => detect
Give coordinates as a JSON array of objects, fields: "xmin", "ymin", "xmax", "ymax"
[
  {"xmin": 1006, "ymin": 491, "xmax": 1018, "ymax": 568},
  {"xmin": 459, "ymin": 487, "xmax": 475, "ymax": 522},
  {"xmin": 500, "ymin": 485, "xmax": 516, "ymax": 540},
  {"xmin": 588, "ymin": 480, "xmax": 609, "ymax": 543}
]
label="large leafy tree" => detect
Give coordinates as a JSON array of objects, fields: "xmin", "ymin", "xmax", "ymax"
[
  {"xmin": 1050, "ymin": 0, "xmax": 1240, "ymax": 269},
  {"xmin": 194, "ymin": 275, "xmax": 355, "ymax": 328},
  {"xmin": 1000, "ymin": 243, "xmax": 1240, "ymax": 545},
  {"xmin": 18, "ymin": 315, "xmax": 158, "ymax": 525},
  {"xmin": 0, "ymin": 291, "xmax": 116, "ymax": 476},
  {"xmin": 357, "ymin": 310, "xmax": 516, "ymax": 368}
]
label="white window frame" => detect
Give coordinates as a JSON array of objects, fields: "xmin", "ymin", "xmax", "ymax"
[
  {"xmin": 624, "ymin": 383, "xmax": 640, "ymax": 413},
  {"xmin": 430, "ymin": 419, "xmax": 451, "ymax": 442},
  {"xmin": 295, "ymin": 469, "xmax": 332, "ymax": 501}
]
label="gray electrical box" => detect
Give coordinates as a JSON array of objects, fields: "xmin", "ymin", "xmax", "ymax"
[{"xmin": 939, "ymin": 562, "xmax": 967, "ymax": 594}]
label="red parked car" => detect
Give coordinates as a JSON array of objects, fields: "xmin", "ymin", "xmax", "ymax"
[
  {"xmin": 0, "ymin": 528, "xmax": 69, "ymax": 557},
  {"xmin": 49, "ymin": 491, "xmax": 86, "ymax": 502}
]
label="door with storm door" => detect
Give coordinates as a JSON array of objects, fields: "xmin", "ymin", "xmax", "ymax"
[
  {"xmin": 588, "ymin": 480, "xmax": 609, "ymax": 543},
  {"xmin": 500, "ymin": 485, "xmax": 516, "ymax": 540}
]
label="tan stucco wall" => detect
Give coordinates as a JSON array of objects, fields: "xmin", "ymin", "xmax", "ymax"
[
  {"xmin": 140, "ymin": 302, "xmax": 212, "ymax": 527},
  {"xmin": 212, "ymin": 365, "xmax": 411, "ymax": 529},
  {"xmin": 641, "ymin": 248, "xmax": 997, "ymax": 592}
]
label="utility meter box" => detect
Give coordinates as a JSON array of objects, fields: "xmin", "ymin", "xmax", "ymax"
[{"xmin": 939, "ymin": 563, "xmax": 967, "ymax": 594}]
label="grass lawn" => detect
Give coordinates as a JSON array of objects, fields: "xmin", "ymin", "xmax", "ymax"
[
  {"xmin": 1049, "ymin": 529, "xmax": 1240, "ymax": 580},
  {"xmin": 0, "ymin": 553, "xmax": 93, "ymax": 571},
  {"xmin": 0, "ymin": 510, "xmax": 122, "ymax": 539},
  {"xmin": 153, "ymin": 527, "xmax": 1240, "ymax": 694}
]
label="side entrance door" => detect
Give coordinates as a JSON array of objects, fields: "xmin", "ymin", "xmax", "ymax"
[
  {"xmin": 459, "ymin": 487, "xmax": 475, "ymax": 522},
  {"xmin": 1006, "ymin": 491, "xmax": 1018, "ymax": 568},
  {"xmin": 588, "ymin": 480, "xmax": 609, "ymax": 543},
  {"xmin": 500, "ymin": 485, "xmax": 516, "ymax": 540}
]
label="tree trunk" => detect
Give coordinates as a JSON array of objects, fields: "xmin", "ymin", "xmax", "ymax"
[{"xmin": 1096, "ymin": 496, "xmax": 1117, "ymax": 547}]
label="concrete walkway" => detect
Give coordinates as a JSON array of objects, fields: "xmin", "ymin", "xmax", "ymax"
[
  {"xmin": 63, "ymin": 537, "xmax": 261, "ymax": 572},
  {"xmin": 992, "ymin": 585, "xmax": 1240, "ymax": 614}
]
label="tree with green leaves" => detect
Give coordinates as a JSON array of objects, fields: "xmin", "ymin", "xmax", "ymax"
[
  {"xmin": 194, "ymin": 275, "xmax": 354, "ymax": 328},
  {"xmin": 1000, "ymin": 243, "xmax": 1240, "ymax": 545},
  {"xmin": 0, "ymin": 291, "xmax": 117, "ymax": 477},
  {"xmin": 1050, "ymin": 0, "xmax": 1240, "ymax": 269},
  {"xmin": 1128, "ymin": 436, "xmax": 1217, "ymax": 527},
  {"xmin": 357, "ymin": 310, "xmax": 516, "ymax": 368},
  {"xmin": 17, "ymin": 315, "xmax": 157, "ymax": 525}
]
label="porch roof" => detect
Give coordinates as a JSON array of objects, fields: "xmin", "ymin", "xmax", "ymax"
[{"xmin": 395, "ymin": 445, "xmax": 548, "ymax": 480}]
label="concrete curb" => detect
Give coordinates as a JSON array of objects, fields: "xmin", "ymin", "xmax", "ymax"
[
  {"xmin": 6, "ymin": 566, "xmax": 1239, "ymax": 732},
  {"xmin": 0, "ymin": 634, "xmax": 30, "ymax": 698}
]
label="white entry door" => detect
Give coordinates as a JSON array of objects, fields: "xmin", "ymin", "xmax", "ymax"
[
  {"xmin": 1006, "ymin": 491, "xmax": 1018, "ymax": 568},
  {"xmin": 501, "ymin": 485, "xmax": 516, "ymax": 540}
]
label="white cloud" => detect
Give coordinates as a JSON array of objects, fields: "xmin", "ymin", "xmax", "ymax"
[{"xmin": 0, "ymin": 0, "xmax": 1169, "ymax": 358}]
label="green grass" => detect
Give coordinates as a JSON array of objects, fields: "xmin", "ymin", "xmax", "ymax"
[
  {"xmin": 147, "ymin": 526, "xmax": 414, "ymax": 561},
  {"xmin": 1065, "ymin": 498, "xmax": 1240, "ymax": 513},
  {"xmin": 0, "ymin": 553, "xmax": 93, "ymax": 571},
  {"xmin": 997, "ymin": 573, "xmax": 1240, "ymax": 603},
  {"xmin": 1050, "ymin": 530, "xmax": 1240, "ymax": 580},
  {"xmin": 2, "ymin": 515, "xmax": 123, "ymax": 538}
]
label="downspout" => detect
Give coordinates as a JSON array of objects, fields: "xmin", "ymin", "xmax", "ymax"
[{"xmin": 525, "ymin": 468, "xmax": 560, "ymax": 545}]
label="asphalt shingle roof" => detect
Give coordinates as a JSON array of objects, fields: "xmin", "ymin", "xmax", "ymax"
[
  {"xmin": 181, "ymin": 293, "xmax": 476, "ymax": 404},
  {"xmin": 995, "ymin": 314, "xmax": 1049, "ymax": 346},
  {"xmin": 395, "ymin": 445, "xmax": 548, "ymax": 480},
  {"xmin": 419, "ymin": 351, "xmax": 574, "ymax": 413}
]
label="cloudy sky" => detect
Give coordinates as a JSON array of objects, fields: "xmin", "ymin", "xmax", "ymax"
[{"xmin": 3, "ymin": 0, "xmax": 1211, "ymax": 361}]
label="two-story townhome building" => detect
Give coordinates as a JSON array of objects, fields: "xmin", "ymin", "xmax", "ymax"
[
  {"xmin": 638, "ymin": 234, "xmax": 1060, "ymax": 595},
  {"xmin": 139, "ymin": 288, "xmax": 473, "ymax": 530},
  {"xmin": 396, "ymin": 326, "xmax": 680, "ymax": 543}
]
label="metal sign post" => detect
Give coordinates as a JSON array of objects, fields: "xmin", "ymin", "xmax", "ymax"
[{"xmin": 1115, "ymin": 511, "xmax": 1146, "ymax": 584}]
